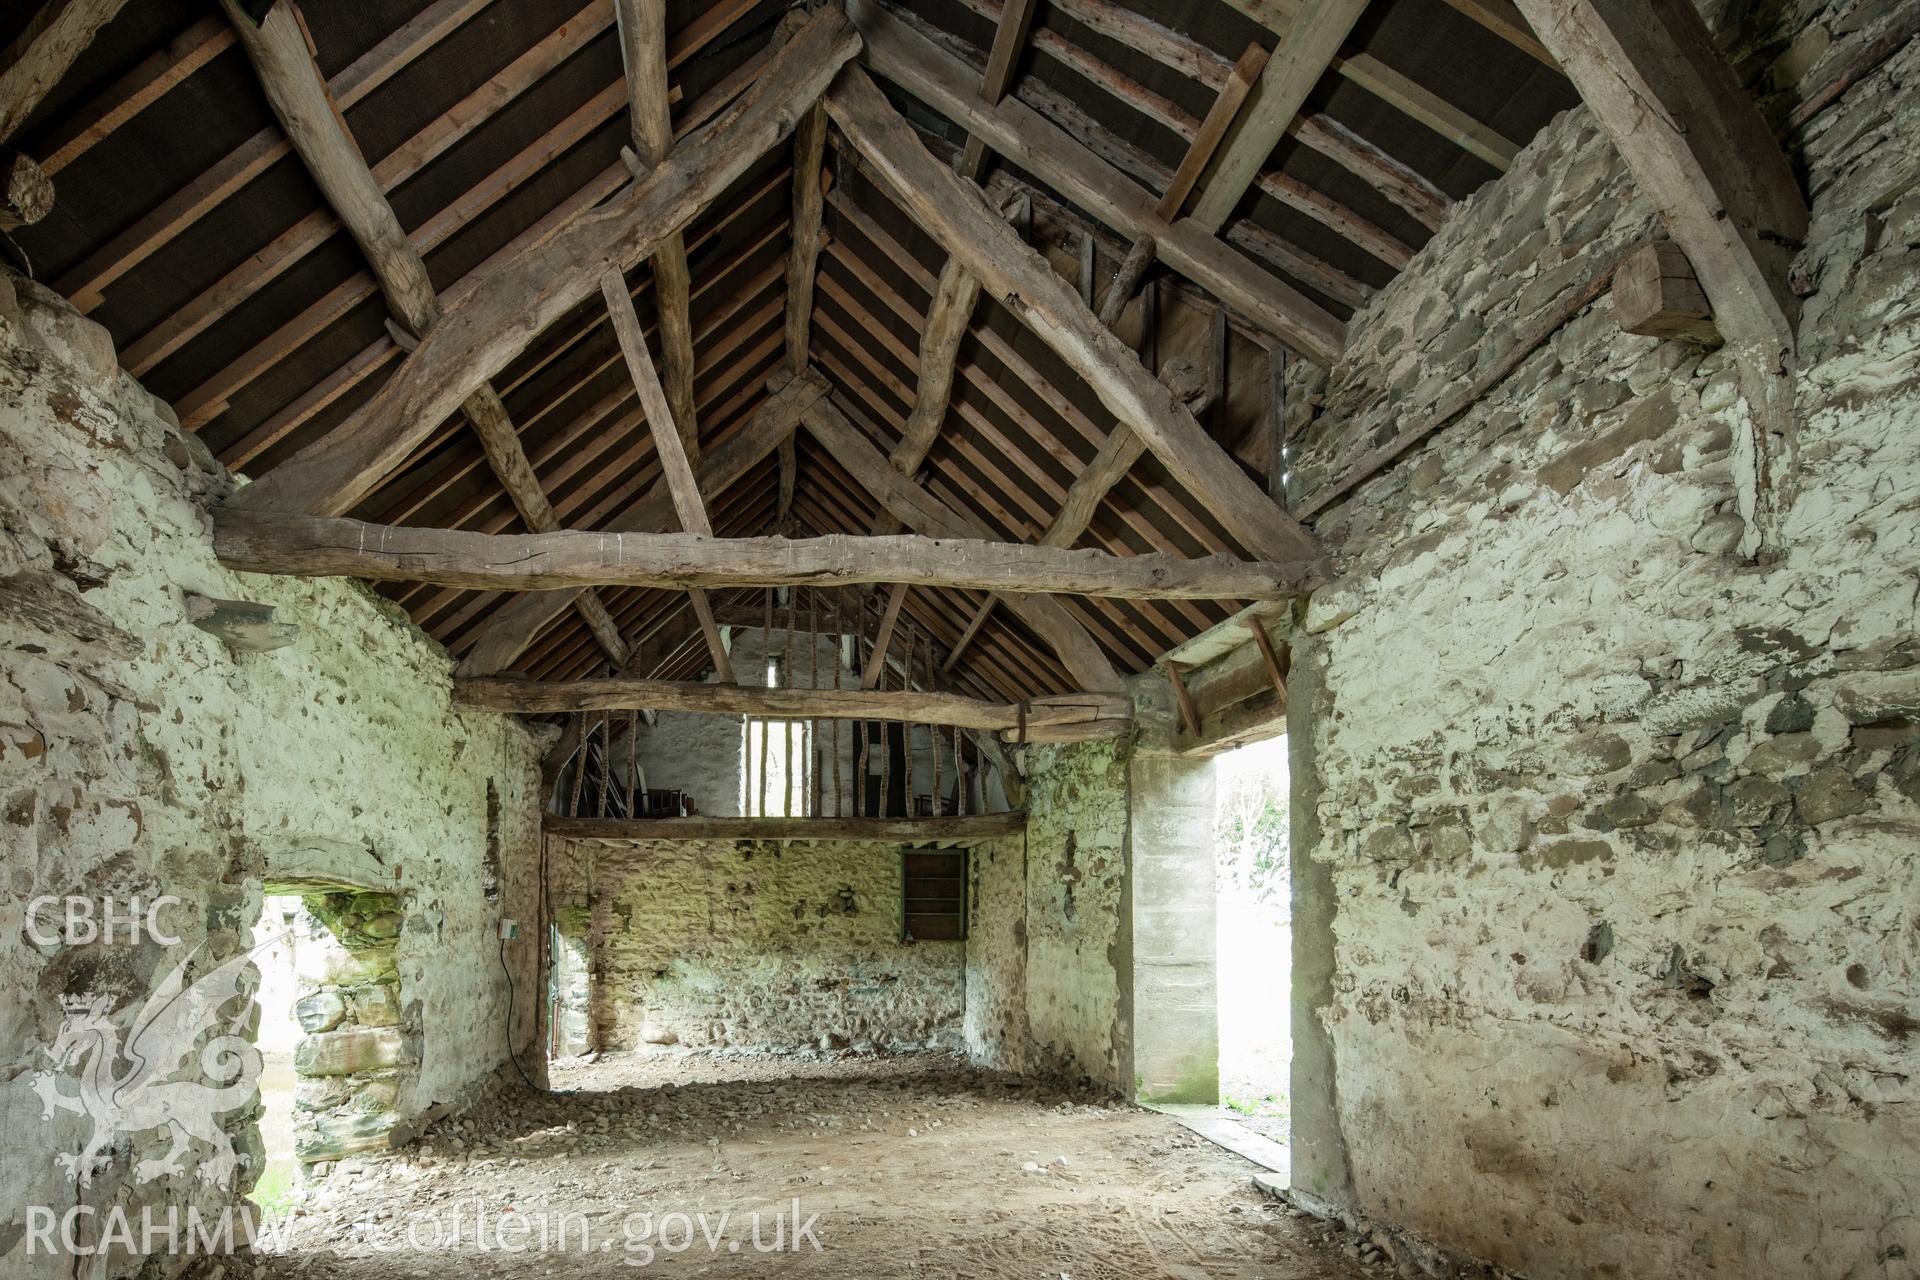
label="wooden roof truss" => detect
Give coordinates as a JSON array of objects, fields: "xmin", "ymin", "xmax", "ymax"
[{"xmin": 5, "ymin": 0, "xmax": 1689, "ymax": 707}]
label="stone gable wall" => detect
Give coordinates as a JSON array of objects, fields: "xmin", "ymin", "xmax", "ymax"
[
  {"xmin": 1279, "ymin": 14, "xmax": 1920, "ymax": 1279},
  {"xmin": 548, "ymin": 837, "xmax": 965, "ymax": 1053}
]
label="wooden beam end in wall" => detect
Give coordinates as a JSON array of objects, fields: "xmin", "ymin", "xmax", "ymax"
[
  {"xmin": 1612, "ymin": 238, "xmax": 1721, "ymax": 346},
  {"xmin": 1510, "ymin": 0, "xmax": 1806, "ymax": 353}
]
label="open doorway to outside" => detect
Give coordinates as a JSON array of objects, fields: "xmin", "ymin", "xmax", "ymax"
[
  {"xmin": 1213, "ymin": 735, "xmax": 1291, "ymax": 1147},
  {"xmin": 249, "ymin": 895, "xmax": 303, "ymax": 1215},
  {"xmin": 247, "ymin": 885, "xmax": 414, "ymax": 1224}
]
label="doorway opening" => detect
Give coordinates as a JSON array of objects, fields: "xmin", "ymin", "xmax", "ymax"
[
  {"xmin": 1213, "ymin": 734, "xmax": 1291, "ymax": 1147},
  {"xmin": 248, "ymin": 895, "xmax": 303, "ymax": 1215},
  {"xmin": 248, "ymin": 884, "xmax": 414, "ymax": 1213}
]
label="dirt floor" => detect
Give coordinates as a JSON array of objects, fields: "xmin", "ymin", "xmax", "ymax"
[{"xmin": 254, "ymin": 1051, "xmax": 1390, "ymax": 1278}]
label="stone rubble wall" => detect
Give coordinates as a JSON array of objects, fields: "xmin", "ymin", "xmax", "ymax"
[
  {"xmin": 548, "ymin": 838, "xmax": 965, "ymax": 1053},
  {"xmin": 1015, "ymin": 738, "xmax": 1134, "ymax": 1092},
  {"xmin": 962, "ymin": 836, "xmax": 1029, "ymax": 1072},
  {"xmin": 1279, "ymin": 16, "xmax": 1920, "ymax": 1280},
  {"xmin": 289, "ymin": 893, "xmax": 413, "ymax": 1165},
  {"xmin": 0, "ymin": 271, "xmax": 544, "ymax": 1278}
]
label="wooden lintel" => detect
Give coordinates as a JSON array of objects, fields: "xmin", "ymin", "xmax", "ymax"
[
  {"xmin": 1175, "ymin": 688, "xmax": 1286, "ymax": 755},
  {"xmin": 546, "ymin": 811, "xmax": 1026, "ymax": 845}
]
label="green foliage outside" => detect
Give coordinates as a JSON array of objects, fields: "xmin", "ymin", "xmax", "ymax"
[{"xmin": 1213, "ymin": 739, "xmax": 1290, "ymax": 906}]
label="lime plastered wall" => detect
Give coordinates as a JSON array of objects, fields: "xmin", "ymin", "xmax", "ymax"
[
  {"xmin": 0, "ymin": 272, "xmax": 543, "ymax": 1277},
  {"xmin": 1280, "ymin": 14, "xmax": 1920, "ymax": 1279}
]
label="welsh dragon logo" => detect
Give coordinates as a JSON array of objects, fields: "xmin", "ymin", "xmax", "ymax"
[{"xmin": 32, "ymin": 942, "xmax": 277, "ymax": 1190}]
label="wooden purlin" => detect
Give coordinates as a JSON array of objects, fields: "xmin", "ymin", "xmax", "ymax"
[
  {"xmin": 810, "ymin": 323, "xmax": 1188, "ymax": 675},
  {"xmin": 847, "ymin": 0, "xmax": 1346, "ymax": 364},
  {"xmin": 359, "ymin": 179, "xmax": 794, "ymax": 545},
  {"xmin": 185, "ymin": 12, "xmax": 782, "ymax": 445},
  {"xmin": 399, "ymin": 281, "xmax": 793, "ymax": 645},
  {"xmin": 221, "ymin": 7, "xmax": 860, "ymax": 519},
  {"xmin": 449, "ymin": 360, "xmax": 821, "ymax": 675},
  {"xmin": 824, "ymin": 184, "xmax": 1243, "ymax": 572},
  {"xmin": 961, "ymin": 0, "xmax": 1451, "ymax": 233},
  {"xmin": 807, "ymin": 341, "xmax": 1172, "ymax": 676}
]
